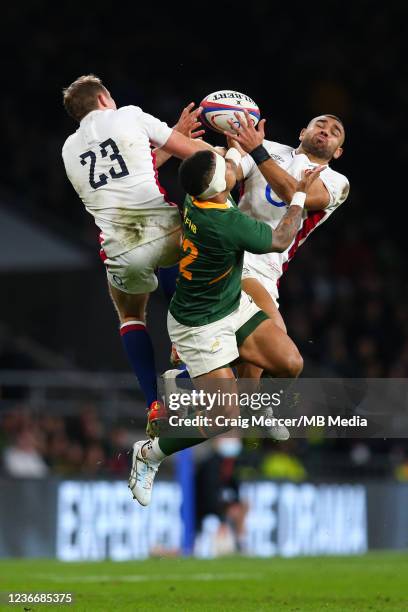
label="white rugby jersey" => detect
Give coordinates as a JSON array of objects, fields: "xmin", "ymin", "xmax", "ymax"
[
  {"xmin": 62, "ymin": 105, "xmax": 180, "ymax": 257},
  {"xmin": 239, "ymin": 139, "xmax": 349, "ymax": 282}
]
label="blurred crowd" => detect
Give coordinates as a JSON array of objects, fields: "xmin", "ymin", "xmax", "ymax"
[
  {"xmin": 1, "ymin": 405, "xmax": 408, "ymax": 483},
  {"xmin": 278, "ymin": 220, "xmax": 408, "ymax": 378},
  {"xmin": 0, "ymin": 405, "xmax": 133, "ymax": 479}
]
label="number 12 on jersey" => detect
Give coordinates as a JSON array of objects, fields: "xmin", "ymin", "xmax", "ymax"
[{"xmin": 80, "ymin": 138, "xmax": 129, "ymax": 189}]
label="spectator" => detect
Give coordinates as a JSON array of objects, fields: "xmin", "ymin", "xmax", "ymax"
[
  {"xmin": 3, "ymin": 429, "xmax": 48, "ymax": 478},
  {"xmin": 260, "ymin": 440, "xmax": 307, "ymax": 482}
]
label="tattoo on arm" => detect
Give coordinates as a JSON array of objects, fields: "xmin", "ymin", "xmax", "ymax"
[{"xmin": 270, "ymin": 206, "xmax": 303, "ymax": 252}]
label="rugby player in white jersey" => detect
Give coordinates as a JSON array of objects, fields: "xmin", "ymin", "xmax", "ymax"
[
  {"xmin": 62, "ymin": 75, "xmax": 216, "ymax": 437},
  {"xmin": 227, "ymin": 110, "xmax": 350, "ymax": 381}
]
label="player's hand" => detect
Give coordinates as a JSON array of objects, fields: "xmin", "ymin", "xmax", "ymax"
[
  {"xmin": 297, "ymin": 166, "xmax": 326, "ymax": 193},
  {"xmin": 224, "ymin": 109, "xmax": 266, "ymax": 153},
  {"xmin": 174, "ymin": 102, "xmax": 205, "ymax": 139}
]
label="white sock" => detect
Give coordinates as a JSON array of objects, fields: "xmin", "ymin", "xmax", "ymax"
[{"xmin": 142, "ymin": 438, "xmax": 166, "ymax": 463}]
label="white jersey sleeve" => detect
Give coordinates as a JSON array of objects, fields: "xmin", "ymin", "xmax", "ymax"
[
  {"xmin": 320, "ymin": 168, "xmax": 350, "ymax": 209},
  {"xmin": 276, "ymin": 152, "xmax": 350, "ymax": 209},
  {"xmin": 118, "ymin": 105, "xmax": 172, "ymax": 148}
]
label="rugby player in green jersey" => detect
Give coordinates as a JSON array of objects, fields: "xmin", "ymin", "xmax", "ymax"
[{"xmin": 129, "ymin": 146, "xmax": 323, "ymax": 506}]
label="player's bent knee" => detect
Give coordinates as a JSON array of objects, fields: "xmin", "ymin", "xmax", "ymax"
[
  {"xmin": 118, "ymin": 304, "xmax": 147, "ymax": 324},
  {"xmin": 284, "ymin": 350, "xmax": 303, "ymax": 378},
  {"xmin": 265, "ymin": 347, "xmax": 303, "ymax": 378}
]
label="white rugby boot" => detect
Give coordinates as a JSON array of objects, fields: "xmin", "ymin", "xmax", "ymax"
[
  {"xmin": 128, "ymin": 440, "xmax": 161, "ymax": 506},
  {"xmin": 262, "ymin": 406, "xmax": 290, "ymax": 441}
]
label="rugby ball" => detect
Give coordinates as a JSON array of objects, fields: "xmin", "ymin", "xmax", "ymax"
[{"xmin": 200, "ymin": 90, "xmax": 260, "ymax": 135}]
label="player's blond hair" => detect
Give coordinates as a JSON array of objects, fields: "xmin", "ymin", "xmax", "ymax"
[{"xmin": 63, "ymin": 74, "xmax": 107, "ymax": 122}]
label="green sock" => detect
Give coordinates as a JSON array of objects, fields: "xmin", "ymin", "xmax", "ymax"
[
  {"xmin": 158, "ymin": 436, "xmax": 205, "ymax": 456},
  {"xmin": 158, "ymin": 419, "xmax": 231, "ymax": 456}
]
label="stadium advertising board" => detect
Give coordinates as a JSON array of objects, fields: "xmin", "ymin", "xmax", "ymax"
[
  {"xmin": 4, "ymin": 479, "xmax": 407, "ymax": 560},
  {"xmin": 195, "ymin": 482, "xmax": 367, "ymax": 558},
  {"xmin": 57, "ymin": 481, "xmax": 182, "ymax": 561},
  {"xmin": 55, "ymin": 481, "xmax": 367, "ymax": 560}
]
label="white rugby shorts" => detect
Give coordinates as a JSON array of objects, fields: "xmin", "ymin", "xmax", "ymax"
[
  {"xmin": 104, "ymin": 228, "xmax": 181, "ymax": 294},
  {"xmin": 241, "ymin": 251, "xmax": 280, "ymax": 307},
  {"xmin": 167, "ymin": 291, "xmax": 269, "ymax": 378}
]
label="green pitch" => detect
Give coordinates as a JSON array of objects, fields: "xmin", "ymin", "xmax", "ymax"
[{"xmin": 0, "ymin": 553, "xmax": 407, "ymax": 611}]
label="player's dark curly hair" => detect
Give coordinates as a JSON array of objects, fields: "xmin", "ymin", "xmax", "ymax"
[{"xmin": 178, "ymin": 150, "xmax": 216, "ymax": 197}]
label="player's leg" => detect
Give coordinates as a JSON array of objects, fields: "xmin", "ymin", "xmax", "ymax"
[
  {"xmin": 234, "ymin": 291, "xmax": 301, "ymax": 440},
  {"xmin": 235, "ymin": 324, "xmax": 302, "ymax": 440},
  {"xmin": 156, "ymin": 231, "xmax": 184, "ymax": 364},
  {"xmin": 146, "ymin": 367, "xmax": 237, "ymax": 456},
  {"xmin": 129, "ymin": 309, "xmax": 242, "ymax": 505},
  {"xmin": 157, "ymin": 264, "xmax": 179, "ymax": 304},
  {"xmin": 238, "ymin": 277, "xmax": 303, "ymax": 378},
  {"xmin": 108, "ymin": 283, "xmax": 167, "ymax": 436},
  {"xmin": 242, "ymin": 277, "xmax": 287, "ymax": 331},
  {"xmin": 130, "ymin": 367, "xmax": 236, "ymax": 506},
  {"xmin": 235, "ymin": 320, "xmax": 302, "ymax": 438},
  {"xmin": 156, "ymin": 228, "xmax": 182, "ymax": 302},
  {"xmin": 106, "ymin": 233, "xmax": 180, "ymax": 435},
  {"xmin": 239, "ymin": 317, "xmax": 303, "ymax": 376},
  {"xmin": 157, "ymin": 264, "xmax": 184, "ymax": 366},
  {"xmin": 238, "ymin": 321, "xmax": 303, "ymax": 378},
  {"xmin": 108, "ymin": 283, "xmax": 158, "ymax": 400}
]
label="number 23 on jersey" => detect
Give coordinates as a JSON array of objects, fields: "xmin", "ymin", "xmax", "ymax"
[{"xmin": 80, "ymin": 138, "xmax": 129, "ymax": 189}]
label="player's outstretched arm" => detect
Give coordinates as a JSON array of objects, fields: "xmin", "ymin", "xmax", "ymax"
[
  {"xmin": 270, "ymin": 166, "xmax": 325, "ymax": 252},
  {"xmin": 154, "ymin": 103, "xmax": 206, "ymax": 168},
  {"xmin": 162, "ymin": 128, "xmax": 218, "ymax": 160},
  {"xmin": 226, "ymin": 110, "xmax": 330, "ymax": 210}
]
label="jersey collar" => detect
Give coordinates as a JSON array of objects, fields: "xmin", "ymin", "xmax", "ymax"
[
  {"xmin": 192, "ymin": 197, "xmax": 231, "ymax": 210},
  {"xmin": 80, "ymin": 109, "xmax": 110, "ymax": 126},
  {"xmin": 291, "ymin": 149, "xmax": 330, "ymax": 167}
]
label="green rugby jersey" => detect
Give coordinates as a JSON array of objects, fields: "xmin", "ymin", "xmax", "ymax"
[{"xmin": 169, "ymin": 194, "xmax": 272, "ymax": 326}]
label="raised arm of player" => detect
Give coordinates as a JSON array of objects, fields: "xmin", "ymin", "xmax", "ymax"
[
  {"xmin": 269, "ymin": 166, "xmax": 325, "ymax": 252},
  {"xmin": 227, "ymin": 110, "xmax": 330, "ymax": 210},
  {"xmin": 154, "ymin": 103, "xmax": 206, "ymax": 168},
  {"xmin": 232, "ymin": 167, "xmax": 325, "ymax": 256}
]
